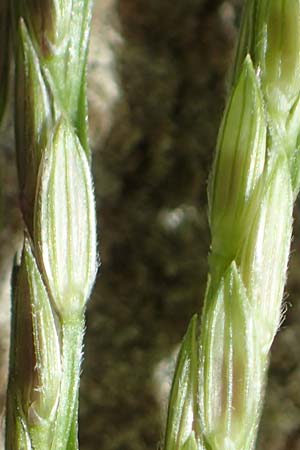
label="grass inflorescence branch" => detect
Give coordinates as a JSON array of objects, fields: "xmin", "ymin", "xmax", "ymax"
[
  {"xmin": 164, "ymin": 2, "xmax": 300, "ymax": 450},
  {"xmin": 5, "ymin": 1, "xmax": 97, "ymax": 449}
]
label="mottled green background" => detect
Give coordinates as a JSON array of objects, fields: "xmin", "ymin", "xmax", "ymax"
[{"xmin": 1, "ymin": 1, "xmax": 300, "ymax": 449}]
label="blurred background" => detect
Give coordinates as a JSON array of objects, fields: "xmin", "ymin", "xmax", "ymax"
[{"xmin": 1, "ymin": 0, "xmax": 300, "ymax": 449}]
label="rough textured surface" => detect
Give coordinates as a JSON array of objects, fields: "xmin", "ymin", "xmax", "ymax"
[{"xmin": 1, "ymin": 1, "xmax": 300, "ymax": 449}]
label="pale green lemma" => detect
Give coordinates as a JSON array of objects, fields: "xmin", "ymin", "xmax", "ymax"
[{"xmin": 34, "ymin": 120, "xmax": 97, "ymax": 320}]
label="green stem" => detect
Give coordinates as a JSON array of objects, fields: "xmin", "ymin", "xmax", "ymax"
[{"xmin": 51, "ymin": 317, "xmax": 84, "ymax": 450}]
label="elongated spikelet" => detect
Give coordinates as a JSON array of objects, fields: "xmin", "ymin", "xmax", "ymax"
[
  {"xmin": 199, "ymin": 265, "xmax": 262, "ymax": 450},
  {"xmin": 6, "ymin": 240, "xmax": 61, "ymax": 449},
  {"xmin": 209, "ymin": 57, "xmax": 266, "ymax": 280},
  {"xmin": 34, "ymin": 120, "xmax": 97, "ymax": 319}
]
